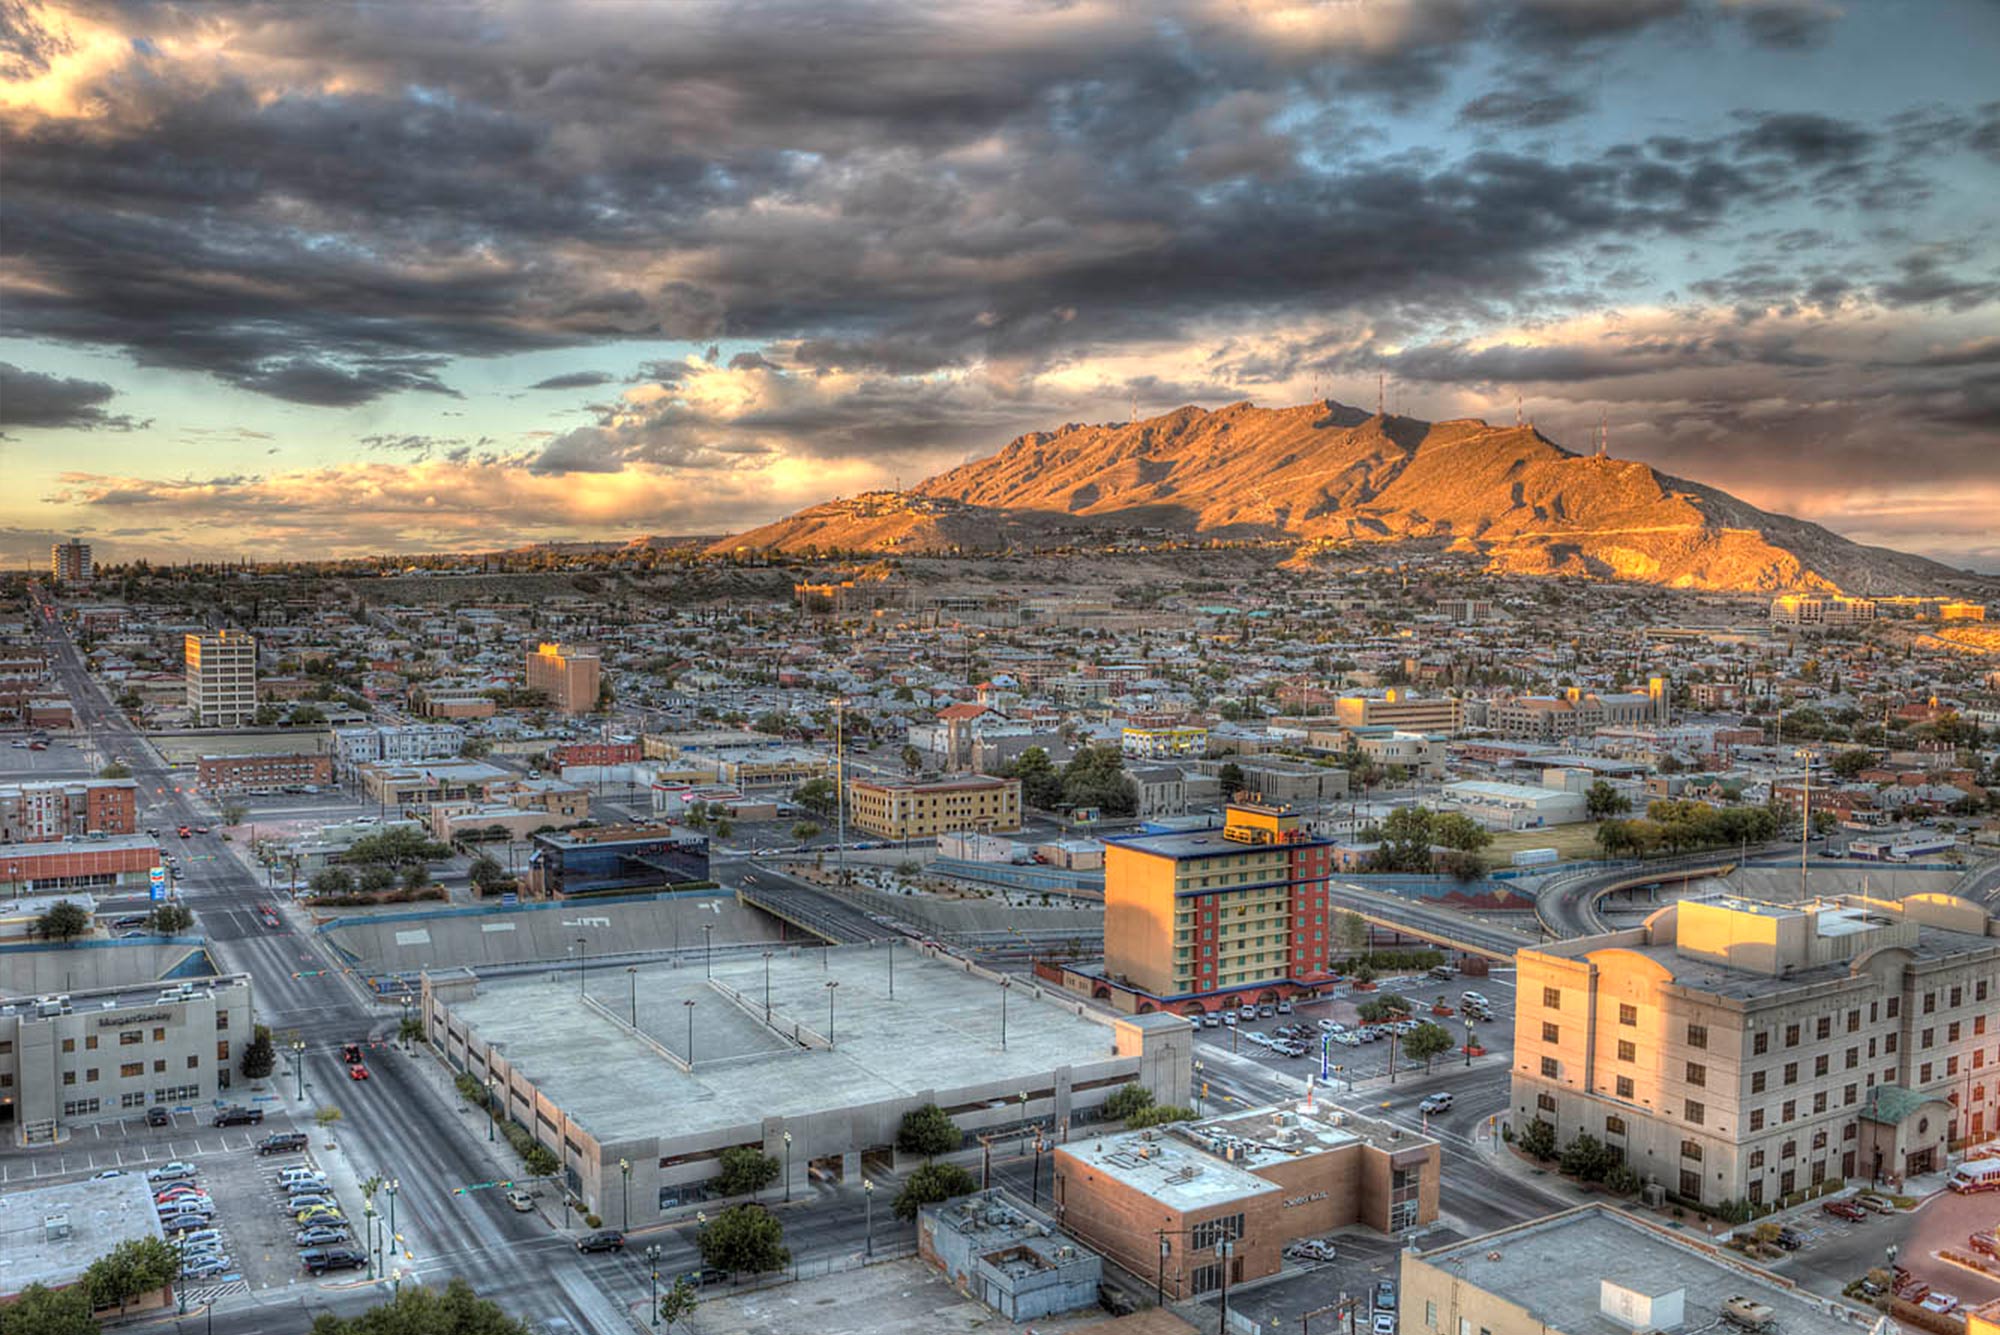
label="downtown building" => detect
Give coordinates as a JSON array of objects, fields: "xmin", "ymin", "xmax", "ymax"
[
  {"xmin": 845, "ymin": 774, "xmax": 1023, "ymax": 840},
  {"xmin": 183, "ymin": 630, "xmax": 258, "ymax": 727},
  {"xmin": 1509, "ymin": 891, "xmax": 2000, "ymax": 1209},
  {"xmin": 1100, "ymin": 801, "xmax": 1338, "ymax": 1012},
  {"xmin": 196, "ymin": 752, "xmax": 334, "ymax": 795},
  {"xmin": 50, "ymin": 539, "xmax": 93, "ymax": 586},
  {"xmin": 0, "ymin": 778, "xmax": 139, "ymax": 843},
  {"xmin": 525, "ymin": 642, "xmax": 601, "ymax": 714},
  {"xmin": 331, "ymin": 722, "xmax": 467, "ymax": 774}
]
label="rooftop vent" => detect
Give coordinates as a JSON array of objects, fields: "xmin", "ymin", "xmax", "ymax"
[{"xmin": 1601, "ymin": 1280, "xmax": 1684, "ymax": 1331}]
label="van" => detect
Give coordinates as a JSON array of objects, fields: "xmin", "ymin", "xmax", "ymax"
[{"xmin": 1946, "ymin": 1158, "xmax": 2000, "ymax": 1194}]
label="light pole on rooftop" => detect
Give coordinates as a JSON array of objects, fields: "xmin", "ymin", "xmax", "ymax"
[
  {"xmin": 702, "ymin": 923, "xmax": 713, "ymax": 979},
  {"xmin": 825, "ymin": 978, "xmax": 839, "ymax": 1047},
  {"xmin": 833, "ymin": 695, "xmax": 847, "ymax": 886},
  {"xmin": 627, "ymin": 965, "xmax": 638, "ymax": 1028},
  {"xmin": 683, "ymin": 997, "xmax": 695, "ymax": 1067}
]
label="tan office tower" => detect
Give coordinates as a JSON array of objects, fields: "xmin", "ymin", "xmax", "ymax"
[
  {"xmin": 526, "ymin": 642, "xmax": 601, "ymax": 714},
  {"xmin": 51, "ymin": 539, "xmax": 92, "ymax": 585},
  {"xmin": 185, "ymin": 630, "xmax": 258, "ymax": 727}
]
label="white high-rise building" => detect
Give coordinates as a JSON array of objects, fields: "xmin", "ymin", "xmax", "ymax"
[
  {"xmin": 185, "ymin": 630, "xmax": 258, "ymax": 727},
  {"xmin": 51, "ymin": 539, "xmax": 92, "ymax": 585}
]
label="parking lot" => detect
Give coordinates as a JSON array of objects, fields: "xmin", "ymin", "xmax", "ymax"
[
  {"xmin": 1194, "ymin": 1229, "xmax": 1417, "ymax": 1335},
  {"xmin": 1756, "ymin": 1187, "xmax": 2000, "ymax": 1310}
]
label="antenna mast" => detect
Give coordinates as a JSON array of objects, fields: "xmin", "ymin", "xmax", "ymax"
[
  {"xmin": 1597, "ymin": 411, "xmax": 1608, "ymax": 459},
  {"xmin": 1377, "ymin": 371, "xmax": 1385, "ymax": 418},
  {"xmin": 1515, "ymin": 393, "xmax": 1524, "ymax": 429}
]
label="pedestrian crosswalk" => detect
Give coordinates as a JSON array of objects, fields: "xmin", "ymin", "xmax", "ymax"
[{"xmin": 179, "ymin": 1277, "xmax": 250, "ymax": 1307}]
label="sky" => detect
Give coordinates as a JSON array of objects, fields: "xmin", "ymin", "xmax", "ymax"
[{"xmin": 2, "ymin": 0, "xmax": 1998, "ymax": 570}]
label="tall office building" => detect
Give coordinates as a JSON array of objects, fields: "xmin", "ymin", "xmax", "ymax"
[
  {"xmin": 1510, "ymin": 892, "xmax": 1999, "ymax": 1208},
  {"xmin": 1103, "ymin": 801, "xmax": 1337, "ymax": 1005},
  {"xmin": 50, "ymin": 539, "xmax": 92, "ymax": 585},
  {"xmin": 525, "ymin": 642, "xmax": 601, "ymax": 715},
  {"xmin": 184, "ymin": 630, "xmax": 258, "ymax": 727}
]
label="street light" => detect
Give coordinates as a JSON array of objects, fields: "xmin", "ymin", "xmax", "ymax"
[
  {"xmin": 619, "ymin": 1157, "xmax": 631, "ymax": 1232},
  {"xmin": 783, "ymin": 1130, "xmax": 793, "ymax": 1202},
  {"xmin": 645, "ymin": 1243, "xmax": 663, "ymax": 1327},
  {"xmin": 763, "ymin": 950, "xmax": 774, "ymax": 1023},
  {"xmin": 292, "ymin": 1038, "xmax": 306, "ymax": 1100},
  {"xmin": 486, "ymin": 1076, "xmax": 498, "ymax": 1141},
  {"xmin": 886, "ymin": 937, "xmax": 895, "ymax": 999},
  {"xmin": 702, "ymin": 923, "xmax": 714, "ymax": 979},
  {"xmin": 577, "ymin": 935, "xmax": 588, "ymax": 998},
  {"xmin": 1000, "ymin": 977, "xmax": 1010, "ymax": 1051},
  {"xmin": 386, "ymin": 1177, "xmax": 399, "ymax": 1254},
  {"xmin": 628, "ymin": 965, "xmax": 639, "ymax": 1028},
  {"xmin": 364, "ymin": 1202, "xmax": 379, "ymax": 1279},
  {"xmin": 825, "ymin": 979, "xmax": 839, "ymax": 1046},
  {"xmin": 863, "ymin": 1177, "xmax": 877, "ymax": 1257},
  {"xmin": 683, "ymin": 997, "xmax": 696, "ymax": 1066},
  {"xmin": 1031, "ymin": 1132, "xmax": 1046, "ymax": 1207},
  {"xmin": 1193, "ymin": 1059, "xmax": 1205, "ymax": 1116}
]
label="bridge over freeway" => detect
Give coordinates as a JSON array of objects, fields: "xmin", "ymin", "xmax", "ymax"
[
  {"xmin": 1533, "ymin": 853, "xmax": 1753, "ymax": 938},
  {"xmin": 1322, "ymin": 881, "xmax": 1536, "ymax": 961}
]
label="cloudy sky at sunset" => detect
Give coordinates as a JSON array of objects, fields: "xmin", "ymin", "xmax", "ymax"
[{"xmin": 3, "ymin": 0, "xmax": 1998, "ymax": 568}]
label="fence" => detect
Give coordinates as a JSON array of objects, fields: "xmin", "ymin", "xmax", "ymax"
[{"xmin": 694, "ymin": 1238, "xmax": 920, "ymax": 1299}]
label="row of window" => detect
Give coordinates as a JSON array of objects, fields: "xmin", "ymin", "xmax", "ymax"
[
  {"xmin": 62, "ymin": 1049, "xmax": 220, "ymax": 1084},
  {"xmin": 1565, "ymin": 985, "xmax": 1991, "ymax": 1051}
]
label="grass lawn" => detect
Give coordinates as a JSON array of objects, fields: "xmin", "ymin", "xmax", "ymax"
[{"xmin": 1480, "ymin": 822, "xmax": 1606, "ymax": 868}]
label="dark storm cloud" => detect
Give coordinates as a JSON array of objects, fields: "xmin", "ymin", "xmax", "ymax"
[
  {"xmin": 1456, "ymin": 89, "xmax": 1590, "ymax": 129},
  {"xmin": 1876, "ymin": 252, "xmax": 2000, "ymax": 311},
  {"xmin": 527, "ymin": 372, "xmax": 615, "ymax": 391},
  {"xmin": 0, "ymin": 0, "xmax": 1943, "ymax": 413},
  {"xmin": 1731, "ymin": 1, "xmax": 1837, "ymax": 49},
  {"xmin": 0, "ymin": 361, "xmax": 147, "ymax": 432}
]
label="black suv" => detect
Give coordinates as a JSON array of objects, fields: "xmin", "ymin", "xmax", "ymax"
[
  {"xmin": 145, "ymin": 1106, "xmax": 171, "ymax": 1127},
  {"xmin": 301, "ymin": 1248, "xmax": 368, "ymax": 1274},
  {"xmin": 258, "ymin": 1132, "xmax": 309, "ymax": 1155},
  {"xmin": 575, "ymin": 1230, "xmax": 625, "ymax": 1254},
  {"xmin": 214, "ymin": 1106, "xmax": 265, "ymax": 1127}
]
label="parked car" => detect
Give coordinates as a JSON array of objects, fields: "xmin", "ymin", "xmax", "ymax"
[
  {"xmin": 348, "ymin": 1063, "xmax": 370, "ymax": 1081},
  {"xmin": 576, "ymin": 1230, "xmax": 625, "ymax": 1253},
  {"xmin": 296, "ymin": 1225, "xmax": 351, "ymax": 1247},
  {"xmin": 1373, "ymin": 1315, "xmax": 1396, "ymax": 1335},
  {"xmin": 297, "ymin": 1205, "xmax": 345, "ymax": 1225},
  {"xmin": 1375, "ymin": 1281, "xmax": 1398, "ymax": 1312},
  {"xmin": 1276, "ymin": 1000, "xmax": 1293, "ymax": 1014},
  {"xmin": 180, "ymin": 1254, "xmax": 231, "ymax": 1278},
  {"xmin": 163, "ymin": 1215, "xmax": 216, "ymax": 1236},
  {"xmin": 155, "ymin": 1185, "xmax": 210, "ymax": 1203},
  {"xmin": 1968, "ymin": 1230, "xmax": 1998, "ymax": 1259},
  {"xmin": 301, "ymin": 1248, "xmax": 367, "ymax": 1275},
  {"xmin": 506, "ymin": 1189, "xmax": 535, "ymax": 1212},
  {"xmin": 258, "ymin": 1132, "xmax": 309, "ymax": 1155},
  {"xmin": 1418, "ymin": 1093, "xmax": 1454, "ymax": 1114},
  {"xmin": 1773, "ymin": 1227, "xmax": 1808, "ymax": 1251},
  {"xmin": 1284, "ymin": 1239, "xmax": 1337, "ymax": 1262},
  {"xmin": 1856, "ymin": 1194, "xmax": 1895, "ymax": 1214},
  {"xmin": 1822, "ymin": 1199, "xmax": 1868, "ymax": 1222},
  {"xmin": 214, "ymin": 1106, "xmax": 264, "ymax": 1127},
  {"xmin": 148, "ymin": 1162, "xmax": 198, "ymax": 1183},
  {"xmin": 286, "ymin": 1194, "xmax": 336, "ymax": 1212},
  {"xmin": 146, "ymin": 1106, "xmax": 172, "ymax": 1127},
  {"xmin": 1920, "ymin": 1295, "xmax": 1960, "ymax": 1316},
  {"xmin": 172, "ymin": 1229, "xmax": 223, "ymax": 1250}
]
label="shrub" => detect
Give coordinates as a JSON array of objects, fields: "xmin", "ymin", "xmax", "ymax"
[
  {"xmin": 1517, "ymin": 1118, "xmax": 1557, "ymax": 1161},
  {"xmin": 1605, "ymin": 1164, "xmax": 1644, "ymax": 1196},
  {"xmin": 1128, "ymin": 1104, "xmax": 1196, "ymax": 1129},
  {"xmin": 1100, "ymin": 1083, "xmax": 1155, "ymax": 1122},
  {"xmin": 716, "ymin": 1145, "xmax": 781, "ymax": 1197},
  {"xmin": 1558, "ymin": 1132, "xmax": 1611, "ymax": 1182},
  {"xmin": 892, "ymin": 1162, "xmax": 980, "ymax": 1221},
  {"xmin": 895, "ymin": 1104, "xmax": 961, "ymax": 1160}
]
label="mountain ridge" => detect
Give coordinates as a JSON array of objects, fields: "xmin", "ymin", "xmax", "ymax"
[{"xmin": 716, "ymin": 400, "xmax": 1974, "ymax": 593}]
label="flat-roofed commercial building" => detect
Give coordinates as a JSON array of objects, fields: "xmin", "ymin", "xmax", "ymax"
[
  {"xmin": 1771, "ymin": 595, "xmax": 1876, "ymax": 628},
  {"xmin": 196, "ymin": 752, "xmax": 333, "ymax": 795},
  {"xmin": 0, "ymin": 778, "xmax": 138, "ymax": 842},
  {"xmin": 183, "ymin": 630, "xmax": 257, "ymax": 727},
  {"xmin": 332, "ymin": 723, "xmax": 468, "ymax": 773},
  {"xmin": 846, "ymin": 774, "xmax": 1022, "ymax": 840},
  {"xmin": 1053, "ymin": 1100, "xmax": 1438, "ymax": 1300},
  {"xmin": 0, "ymin": 975, "xmax": 254, "ymax": 1137},
  {"xmin": 1334, "ymin": 690, "xmax": 1465, "ymax": 734},
  {"xmin": 0, "ymin": 835, "xmax": 160, "ymax": 895},
  {"xmin": 526, "ymin": 642, "xmax": 601, "ymax": 714},
  {"xmin": 1103, "ymin": 802, "xmax": 1338, "ymax": 1009},
  {"xmin": 1121, "ymin": 726, "xmax": 1209, "ymax": 759},
  {"xmin": 1510, "ymin": 892, "xmax": 2000, "ymax": 1208},
  {"xmin": 1442, "ymin": 779, "xmax": 1587, "ymax": 830},
  {"xmin": 0, "ymin": 1176, "xmax": 169, "ymax": 1309},
  {"xmin": 421, "ymin": 942, "xmax": 1192, "ymax": 1228},
  {"xmin": 525, "ymin": 822, "xmax": 709, "ymax": 898},
  {"xmin": 1402, "ymin": 1204, "xmax": 1879, "ymax": 1335}
]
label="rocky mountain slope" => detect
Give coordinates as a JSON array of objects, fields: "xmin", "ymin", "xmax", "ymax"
[{"xmin": 719, "ymin": 400, "xmax": 1971, "ymax": 593}]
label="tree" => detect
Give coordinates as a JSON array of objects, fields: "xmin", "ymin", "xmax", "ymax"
[
  {"xmin": 98, "ymin": 761, "xmax": 132, "ymax": 779},
  {"xmin": 657, "ymin": 1277, "xmax": 699, "ymax": 1327},
  {"xmin": 240, "ymin": 1024, "xmax": 276, "ymax": 1080},
  {"xmin": 83, "ymin": 1236, "xmax": 179, "ymax": 1314},
  {"xmin": 1430, "ymin": 812, "xmax": 1492, "ymax": 854},
  {"xmin": 1402, "ymin": 1021, "xmax": 1455, "ymax": 1073},
  {"xmin": 696, "ymin": 1205, "xmax": 789, "ymax": 1278},
  {"xmin": 1336, "ymin": 911, "xmax": 1369, "ymax": 955},
  {"xmin": 0, "ymin": 1283, "xmax": 95, "ymax": 1335},
  {"xmin": 36, "ymin": 900, "xmax": 90, "ymax": 942},
  {"xmin": 1830, "ymin": 748, "xmax": 1873, "ymax": 780},
  {"xmin": 468, "ymin": 854, "xmax": 512, "ymax": 896},
  {"xmin": 1101, "ymin": 1082, "xmax": 1155, "ymax": 1122},
  {"xmin": 522, "ymin": 1144, "xmax": 559, "ymax": 1178},
  {"xmin": 791, "ymin": 820, "xmax": 821, "ymax": 844},
  {"xmin": 148, "ymin": 902, "xmax": 194, "ymax": 934},
  {"xmin": 358, "ymin": 864, "xmax": 397, "ymax": 893},
  {"xmin": 1517, "ymin": 1118, "xmax": 1557, "ymax": 1162},
  {"xmin": 1559, "ymin": 1132, "xmax": 1612, "ymax": 1183},
  {"xmin": 1585, "ymin": 780, "xmax": 1632, "ymax": 821},
  {"xmin": 310, "ymin": 867, "xmax": 356, "ymax": 898},
  {"xmin": 305, "ymin": 1277, "xmax": 533, "ymax": 1335},
  {"xmin": 1128, "ymin": 1104, "xmax": 1196, "ymax": 1129},
  {"xmin": 715, "ymin": 1145, "xmax": 781, "ymax": 1197},
  {"xmin": 900, "ymin": 744, "xmax": 923, "ymax": 775},
  {"xmin": 712, "ymin": 818, "xmax": 733, "ymax": 839},
  {"xmin": 891, "ymin": 1161, "xmax": 980, "ymax": 1221},
  {"xmin": 1060, "ymin": 745, "xmax": 1137, "ymax": 817},
  {"xmin": 896, "ymin": 1103, "xmax": 961, "ymax": 1159},
  {"xmin": 791, "ymin": 778, "xmax": 837, "ymax": 818},
  {"xmin": 401, "ymin": 862, "xmax": 431, "ymax": 893},
  {"xmin": 398, "ymin": 1016, "xmax": 426, "ymax": 1045},
  {"xmin": 458, "ymin": 736, "xmax": 494, "ymax": 759},
  {"xmin": 1216, "ymin": 760, "xmax": 1245, "ymax": 795},
  {"xmin": 315, "ymin": 1106, "xmax": 344, "ymax": 1130},
  {"xmin": 1003, "ymin": 746, "xmax": 1065, "ymax": 810}
]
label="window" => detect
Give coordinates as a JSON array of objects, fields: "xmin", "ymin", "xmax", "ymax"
[
  {"xmin": 1948, "ymin": 1022, "xmax": 1961, "ymax": 1042},
  {"xmin": 1781, "ymin": 1140, "xmax": 1797, "ymax": 1160},
  {"xmin": 1618, "ymin": 1040, "xmax": 1636, "ymax": 1062},
  {"xmin": 1782, "ymin": 1099, "xmax": 1797, "ymax": 1122},
  {"xmin": 85, "ymin": 1068, "xmax": 99, "ymax": 1083},
  {"xmin": 1885, "ymin": 1033, "xmax": 1899, "ymax": 1054},
  {"xmin": 153, "ymin": 1059, "xmax": 166, "ymax": 1073},
  {"xmin": 1753, "ymin": 1031, "xmax": 1769, "ymax": 1055},
  {"xmin": 1544, "ymin": 987, "xmax": 1562, "ymax": 1010},
  {"xmin": 186, "ymin": 1055, "xmax": 199, "ymax": 1070},
  {"xmin": 1844, "ymin": 1122, "xmax": 1858, "ymax": 1140},
  {"xmin": 1191, "ymin": 1214, "xmax": 1244, "ymax": 1251},
  {"xmin": 1923, "ymin": 991, "xmax": 1936, "ymax": 1015},
  {"xmin": 1816, "ymin": 1016, "xmax": 1831, "ymax": 1041},
  {"xmin": 62, "ymin": 1070, "xmax": 76, "ymax": 1086},
  {"xmin": 1846, "ymin": 1048, "xmax": 1859, "ymax": 1070},
  {"xmin": 1619, "ymin": 1003, "xmax": 1638, "ymax": 1026},
  {"xmin": 1428, "ymin": 1302, "xmax": 1438, "ymax": 1329},
  {"xmin": 1542, "ymin": 1022, "xmax": 1561, "ymax": 1044},
  {"xmin": 1750, "ymin": 1109, "xmax": 1765, "ymax": 1131},
  {"xmin": 1921, "ymin": 1028, "xmax": 1935, "ymax": 1049},
  {"xmin": 1845, "ymin": 1084, "xmax": 1858, "ymax": 1105},
  {"xmin": 119, "ymin": 1030, "xmax": 142, "ymax": 1046},
  {"xmin": 62, "ymin": 1037, "xmax": 75, "ymax": 1053},
  {"xmin": 1538, "ymin": 1092, "xmax": 1558, "ymax": 1112},
  {"xmin": 1616, "ymin": 1076, "xmax": 1634, "ymax": 1099},
  {"xmin": 1679, "ymin": 1169, "xmax": 1702, "ymax": 1201},
  {"xmin": 85, "ymin": 1034, "xmax": 96, "ymax": 1050},
  {"xmin": 1606, "ymin": 1115, "xmax": 1627, "ymax": 1135},
  {"xmin": 1847, "ymin": 1009, "xmax": 1861, "ymax": 1033},
  {"xmin": 1887, "ymin": 997, "xmax": 1900, "ymax": 1019},
  {"xmin": 1686, "ymin": 1062, "xmax": 1706, "ymax": 1087},
  {"xmin": 215, "ymin": 1011, "xmax": 228, "ymax": 1031},
  {"xmin": 1814, "ymin": 1054, "xmax": 1829, "ymax": 1078},
  {"xmin": 1749, "ymin": 1149, "xmax": 1766, "ymax": 1170},
  {"xmin": 1681, "ymin": 1139, "xmax": 1703, "ymax": 1160},
  {"xmin": 152, "ymin": 1027, "xmax": 166, "ymax": 1042},
  {"xmin": 1751, "ymin": 1071, "xmax": 1767, "ymax": 1093},
  {"xmin": 216, "ymin": 1040, "xmax": 229, "ymax": 1061},
  {"xmin": 1785, "ymin": 1023, "xmax": 1800, "ymax": 1047},
  {"xmin": 1949, "ymin": 986, "xmax": 1961, "ymax": 1008},
  {"xmin": 1687, "ymin": 1023, "xmax": 1708, "ymax": 1050},
  {"xmin": 1920, "ymin": 1062, "xmax": 1933, "ymax": 1083},
  {"xmin": 121, "ymin": 1062, "xmax": 142, "ymax": 1077},
  {"xmin": 1684, "ymin": 1100, "xmax": 1705, "ymax": 1125},
  {"xmin": 1783, "ymin": 1062, "xmax": 1798, "ymax": 1085},
  {"xmin": 1812, "ymin": 1091, "xmax": 1827, "ymax": 1114},
  {"xmin": 1541, "ymin": 1057, "xmax": 1559, "ymax": 1079},
  {"xmin": 1812, "ymin": 1129, "xmax": 1828, "ymax": 1150}
]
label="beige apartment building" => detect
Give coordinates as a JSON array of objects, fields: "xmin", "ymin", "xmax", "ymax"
[
  {"xmin": 845, "ymin": 774, "xmax": 1022, "ymax": 840},
  {"xmin": 1333, "ymin": 690, "xmax": 1464, "ymax": 734},
  {"xmin": 525, "ymin": 642, "xmax": 601, "ymax": 714},
  {"xmin": 1511, "ymin": 892, "xmax": 1999, "ymax": 1208},
  {"xmin": 184, "ymin": 630, "xmax": 258, "ymax": 726}
]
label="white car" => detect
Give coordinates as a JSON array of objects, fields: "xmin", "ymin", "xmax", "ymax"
[{"xmin": 148, "ymin": 1161, "xmax": 198, "ymax": 1183}]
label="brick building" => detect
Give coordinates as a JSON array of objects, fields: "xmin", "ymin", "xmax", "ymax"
[
  {"xmin": 0, "ymin": 779, "xmax": 139, "ymax": 843},
  {"xmin": 551, "ymin": 740, "xmax": 643, "ymax": 768},
  {"xmin": 196, "ymin": 753, "xmax": 334, "ymax": 796},
  {"xmin": 1052, "ymin": 1101, "xmax": 1438, "ymax": 1300},
  {"xmin": 525, "ymin": 642, "xmax": 601, "ymax": 715},
  {"xmin": 846, "ymin": 774, "xmax": 1023, "ymax": 840},
  {"xmin": 0, "ymin": 836, "xmax": 160, "ymax": 895}
]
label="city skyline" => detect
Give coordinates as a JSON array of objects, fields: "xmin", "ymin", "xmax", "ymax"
[{"xmin": 3, "ymin": 1, "xmax": 2000, "ymax": 570}]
